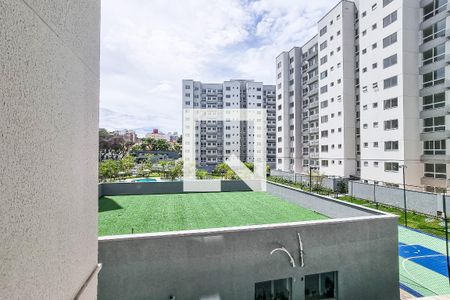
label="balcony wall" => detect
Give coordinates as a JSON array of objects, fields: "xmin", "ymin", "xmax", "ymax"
[
  {"xmin": 98, "ymin": 182, "xmax": 399, "ymax": 300},
  {"xmin": 0, "ymin": 1, "xmax": 100, "ymax": 299}
]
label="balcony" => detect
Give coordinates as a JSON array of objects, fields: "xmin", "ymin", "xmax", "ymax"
[
  {"xmin": 421, "ymin": 154, "xmax": 450, "ymax": 163},
  {"xmin": 419, "ymin": 80, "xmax": 450, "ymax": 97},
  {"xmin": 419, "ymin": 105, "xmax": 450, "ymax": 119},
  {"xmin": 310, "ymin": 127, "xmax": 319, "ymax": 134},
  {"xmin": 419, "ymin": 55, "xmax": 450, "ymax": 74},
  {"xmin": 420, "ymin": 129, "xmax": 450, "ymax": 140},
  {"xmin": 420, "ymin": 3, "xmax": 450, "ymax": 31},
  {"xmin": 421, "ymin": 176, "xmax": 449, "ymax": 188},
  {"xmin": 309, "ymin": 114, "xmax": 319, "ymax": 122},
  {"xmin": 419, "ymin": 28, "xmax": 450, "ymax": 53}
]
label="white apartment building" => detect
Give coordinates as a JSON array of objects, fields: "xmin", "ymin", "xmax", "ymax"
[
  {"xmin": 317, "ymin": 1, "xmax": 358, "ymax": 178},
  {"xmin": 182, "ymin": 79, "xmax": 276, "ymax": 171},
  {"xmin": 276, "ymin": 0, "xmax": 450, "ymax": 191}
]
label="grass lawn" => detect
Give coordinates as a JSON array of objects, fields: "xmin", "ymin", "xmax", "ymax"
[{"xmin": 99, "ymin": 192, "xmax": 327, "ymax": 236}]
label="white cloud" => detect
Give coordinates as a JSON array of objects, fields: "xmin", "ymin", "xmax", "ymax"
[{"xmin": 100, "ymin": 0, "xmax": 339, "ymax": 134}]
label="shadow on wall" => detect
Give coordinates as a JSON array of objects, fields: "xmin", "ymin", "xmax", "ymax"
[{"xmin": 99, "ymin": 197, "xmax": 123, "ymax": 212}]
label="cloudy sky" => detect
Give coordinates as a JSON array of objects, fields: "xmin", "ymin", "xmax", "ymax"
[{"xmin": 100, "ymin": 0, "xmax": 339, "ymax": 136}]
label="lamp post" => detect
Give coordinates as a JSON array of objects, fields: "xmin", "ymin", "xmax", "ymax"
[{"xmin": 399, "ymin": 164, "xmax": 407, "ymax": 227}]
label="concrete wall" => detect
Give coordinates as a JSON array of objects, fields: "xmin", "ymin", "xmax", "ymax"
[
  {"xmin": 0, "ymin": 1, "xmax": 100, "ymax": 299},
  {"xmin": 99, "ymin": 180, "xmax": 253, "ymax": 197},
  {"xmin": 271, "ymin": 170, "xmax": 343, "ymax": 191},
  {"xmin": 98, "ymin": 215, "xmax": 399, "ymax": 300},
  {"xmin": 349, "ymin": 181, "xmax": 450, "ymax": 217},
  {"xmin": 267, "ymin": 182, "xmax": 384, "ymax": 218}
]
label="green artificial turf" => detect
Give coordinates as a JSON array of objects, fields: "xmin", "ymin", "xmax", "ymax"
[{"xmin": 99, "ymin": 192, "xmax": 327, "ymax": 236}]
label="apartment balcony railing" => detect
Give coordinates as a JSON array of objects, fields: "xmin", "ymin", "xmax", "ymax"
[
  {"xmin": 420, "ymin": 2, "xmax": 450, "ymax": 30},
  {"xmin": 419, "ymin": 80, "xmax": 450, "ymax": 97},
  {"xmin": 309, "ymin": 114, "xmax": 319, "ymax": 122},
  {"xmin": 308, "ymin": 75, "xmax": 318, "ymax": 83},
  {"xmin": 419, "ymin": 54, "xmax": 450, "ymax": 74},
  {"xmin": 419, "ymin": 104, "xmax": 450, "ymax": 119},
  {"xmin": 309, "ymin": 100, "xmax": 319, "ymax": 108},
  {"xmin": 420, "ymin": 129, "xmax": 450, "ymax": 140},
  {"xmin": 310, "ymin": 128, "xmax": 319, "ymax": 134},
  {"xmin": 310, "ymin": 140, "xmax": 319, "ymax": 146},
  {"xmin": 420, "ymin": 154, "xmax": 450, "ymax": 163},
  {"xmin": 309, "ymin": 152, "xmax": 319, "ymax": 159},
  {"xmin": 421, "ymin": 176, "xmax": 449, "ymax": 188},
  {"xmin": 419, "ymin": 27, "xmax": 450, "ymax": 53}
]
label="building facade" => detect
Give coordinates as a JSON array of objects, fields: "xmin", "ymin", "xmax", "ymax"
[
  {"xmin": 276, "ymin": 0, "xmax": 449, "ymax": 191},
  {"xmin": 182, "ymin": 79, "xmax": 276, "ymax": 171}
]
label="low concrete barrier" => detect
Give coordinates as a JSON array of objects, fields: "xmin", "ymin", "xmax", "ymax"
[
  {"xmin": 267, "ymin": 182, "xmax": 384, "ymax": 218},
  {"xmin": 99, "ymin": 180, "xmax": 253, "ymax": 197},
  {"xmin": 98, "ymin": 215, "xmax": 399, "ymax": 300},
  {"xmin": 349, "ymin": 181, "xmax": 450, "ymax": 217}
]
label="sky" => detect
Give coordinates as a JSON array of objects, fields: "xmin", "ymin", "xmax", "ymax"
[{"xmin": 100, "ymin": 0, "xmax": 339, "ymax": 136}]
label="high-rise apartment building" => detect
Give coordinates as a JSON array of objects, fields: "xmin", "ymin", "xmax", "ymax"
[
  {"xmin": 182, "ymin": 79, "xmax": 276, "ymax": 171},
  {"xmin": 276, "ymin": 0, "xmax": 449, "ymax": 191}
]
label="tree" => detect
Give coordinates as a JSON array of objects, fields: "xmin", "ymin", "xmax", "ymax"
[
  {"xmin": 120, "ymin": 155, "xmax": 135, "ymax": 175},
  {"xmin": 99, "ymin": 159, "xmax": 119, "ymax": 181},
  {"xmin": 196, "ymin": 169, "xmax": 209, "ymax": 179},
  {"xmin": 168, "ymin": 161, "xmax": 183, "ymax": 181},
  {"xmin": 213, "ymin": 163, "xmax": 230, "ymax": 178},
  {"xmin": 224, "ymin": 169, "xmax": 238, "ymax": 180}
]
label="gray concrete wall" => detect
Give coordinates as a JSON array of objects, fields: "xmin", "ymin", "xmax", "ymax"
[
  {"xmin": 267, "ymin": 182, "xmax": 384, "ymax": 218},
  {"xmin": 349, "ymin": 181, "xmax": 450, "ymax": 217},
  {"xmin": 100, "ymin": 180, "xmax": 253, "ymax": 197},
  {"xmin": 0, "ymin": 1, "xmax": 100, "ymax": 299},
  {"xmin": 98, "ymin": 216, "xmax": 399, "ymax": 300},
  {"xmin": 270, "ymin": 170, "xmax": 341, "ymax": 190}
]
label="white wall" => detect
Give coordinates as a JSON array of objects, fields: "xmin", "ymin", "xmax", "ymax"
[{"xmin": 0, "ymin": 0, "xmax": 100, "ymax": 298}]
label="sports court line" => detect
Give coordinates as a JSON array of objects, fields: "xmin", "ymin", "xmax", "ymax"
[
  {"xmin": 399, "ymin": 243, "xmax": 449, "ymax": 277},
  {"xmin": 399, "ymin": 283, "xmax": 423, "ymax": 298}
]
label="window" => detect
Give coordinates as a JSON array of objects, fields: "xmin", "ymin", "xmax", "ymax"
[
  {"xmin": 424, "ymin": 116, "xmax": 445, "ymax": 132},
  {"xmin": 320, "ymin": 70, "xmax": 328, "ymax": 79},
  {"xmin": 362, "ymin": 11, "xmax": 367, "ymax": 17},
  {"xmin": 256, "ymin": 278, "xmax": 292, "ymax": 300},
  {"xmin": 423, "ymin": 92, "xmax": 445, "ymax": 110},
  {"xmin": 321, "ymin": 160, "xmax": 329, "ymax": 167},
  {"xmin": 372, "ymin": 63, "xmax": 378, "ymax": 69},
  {"xmin": 423, "ymin": 0, "xmax": 448, "ymax": 21},
  {"xmin": 372, "ymin": 3, "xmax": 378, "ymax": 10},
  {"xmin": 321, "ymin": 130, "xmax": 328, "ymax": 138},
  {"xmin": 372, "ymin": 43, "xmax": 377, "ymax": 50},
  {"xmin": 373, "ymin": 102, "xmax": 378, "ymax": 108},
  {"xmin": 321, "ymin": 115, "xmax": 328, "ymax": 123},
  {"xmin": 373, "ymin": 122, "xmax": 379, "ymax": 128},
  {"xmin": 320, "ymin": 26, "xmax": 327, "ymax": 36},
  {"xmin": 321, "ymin": 145, "xmax": 329, "ymax": 152},
  {"xmin": 277, "ymin": 61, "xmax": 281, "ymax": 68},
  {"xmin": 385, "ymin": 141, "xmax": 399, "ymax": 151},
  {"xmin": 423, "ymin": 43, "xmax": 445, "ymax": 65},
  {"xmin": 364, "ymin": 161, "xmax": 369, "ymax": 167},
  {"xmin": 320, "ymin": 41, "xmax": 327, "ymax": 50},
  {"xmin": 383, "ymin": 11, "xmax": 397, "ymax": 27},
  {"xmin": 423, "ymin": 67, "xmax": 445, "ymax": 87},
  {"xmin": 362, "ymin": 48, "xmax": 367, "ymax": 54},
  {"xmin": 320, "ymin": 56, "xmax": 328, "ymax": 65},
  {"xmin": 320, "ymin": 85, "xmax": 328, "ymax": 94},
  {"xmin": 320, "ymin": 100, "xmax": 328, "ymax": 108},
  {"xmin": 384, "ymin": 119, "xmax": 399, "ymax": 130},
  {"xmin": 385, "ymin": 162, "xmax": 399, "ymax": 172},
  {"xmin": 424, "ymin": 140, "xmax": 446, "ymax": 155},
  {"xmin": 374, "ymin": 142, "xmax": 379, "ymax": 147},
  {"xmin": 424, "ymin": 163, "xmax": 447, "ymax": 178},
  {"xmin": 383, "ymin": 0, "xmax": 394, "ymax": 7},
  {"xmin": 384, "ymin": 76, "xmax": 398, "ymax": 89},
  {"xmin": 384, "ymin": 97, "xmax": 398, "ymax": 109},
  {"xmin": 372, "ymin": 23, "xmax": 377, "ymax": 30},
  {"xmin": 383, "ymin": 54, "xmax": 398, "ymax": 68},
  {"xmin": 383, "ymin": 32, "xmax": 397, "ymax": 48},
  {"xmin": 423, "ymin": 19, "xmax": 446, "ymax": 43}
]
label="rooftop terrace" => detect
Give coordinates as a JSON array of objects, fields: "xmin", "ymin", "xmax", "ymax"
[{"xmin": 98, "ymin": 191, "xmax": 328, "ymax": 236}]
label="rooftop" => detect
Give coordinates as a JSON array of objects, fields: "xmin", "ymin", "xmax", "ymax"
[{"xmin": 98, "ymin": 191, "xmax": 328, "ymax": 236}]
